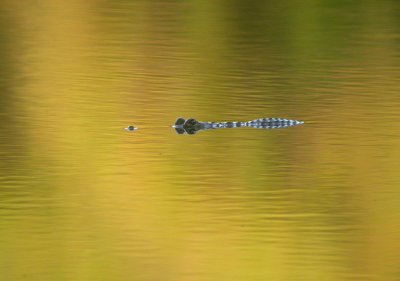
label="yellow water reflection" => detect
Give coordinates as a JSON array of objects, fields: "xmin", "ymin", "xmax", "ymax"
[{"xmin": 1, "ymin": 1, "xmax": 400, "ymax": 281}]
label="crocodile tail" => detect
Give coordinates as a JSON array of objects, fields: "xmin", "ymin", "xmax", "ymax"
[{"xmin": 248, "ymin": 118, "xmax": 304, "ymax": 128}]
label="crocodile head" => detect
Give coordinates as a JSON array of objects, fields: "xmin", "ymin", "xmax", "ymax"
[{"xmin": 173, "ymin": 118, "xmax": 202, "ymax": 134}]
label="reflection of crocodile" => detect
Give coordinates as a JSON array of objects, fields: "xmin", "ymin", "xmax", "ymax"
[{"xmin": 173, "ymin": 117, "xmax": 304, "ymax": 134}]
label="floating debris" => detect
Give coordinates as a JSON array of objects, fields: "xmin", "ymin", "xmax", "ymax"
[{"xmin": 125, "ymin": 125, "xmax": 137, "ymax": 132}]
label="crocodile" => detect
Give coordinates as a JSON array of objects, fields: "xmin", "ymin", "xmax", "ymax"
[{"xmin": 172, "ymin": 117, "xmax": 304, "ymax": 134}]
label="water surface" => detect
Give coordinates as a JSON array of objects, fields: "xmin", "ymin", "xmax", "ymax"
[{"xmin": 1, "ymin": 1, "xmax": 400, "ymax": 281}]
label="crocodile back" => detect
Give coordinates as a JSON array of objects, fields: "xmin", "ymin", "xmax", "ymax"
[{"xmin": 206, "ymin": 118, "xmax": 304, "ymax": 129}]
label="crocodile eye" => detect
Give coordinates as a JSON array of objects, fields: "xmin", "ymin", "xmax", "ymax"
[
  {"xmin": 174, "ymin": 118, "xmax": 185, "ymax": 126},
  {"xmin": 184, "ymin": 118, "xmax": 197, "ymax": 126}
]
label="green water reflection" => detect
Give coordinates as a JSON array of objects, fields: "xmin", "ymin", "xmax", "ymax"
[{"xmin": 1, "ymin": 1, "xmax": 400, "ymax": 281}]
